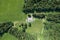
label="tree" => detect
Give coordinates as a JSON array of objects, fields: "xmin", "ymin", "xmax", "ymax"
[
  {"xmin": 44, "ymin": 22, "xmax": 60, "ymax": 40},
  {"xmin": 33, "ymin": 14, "xmax": 45, "ymax": 19},
  {"xmin": 8, "ymin": 28, "xmax": 36, "ymax": 40},
  {"xmin": 0, "ymin": 22, "xmax": 13, "ymax": 36},
  {"xmin": 23, "ymin": 0, "xmax": 60, "ymax": 13},
  {"xmin": 46, "ymin": 14, "xmax": 60, "ymax": 23}
]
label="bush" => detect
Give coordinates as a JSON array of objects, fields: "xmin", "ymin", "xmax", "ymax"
[
  {"xmin": 23, "ymin": 0, "xmax": 60, "ymax": 13},
  {"xmin": 29, "ymin": 23, "xmax": 31, "ymax": 27},
  {"xmin": 44, "ymin": 22, "xmax": 60, "ymax": 40},
  {"xmin": 33, "ymin": 14, "xmax": 45, "ymax": 19},
  {"xmin": 0, "ymin": 22, "xmax": 13, "ymax": 36},
  {"xmin": 9, "ymin": 28, "xmax": 36, "ymax": 40},
  {"xmin": 46, "ymin": 14, "xmax": 60, "ymax": 23}
]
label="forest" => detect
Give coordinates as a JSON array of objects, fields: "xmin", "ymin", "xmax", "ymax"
[{"xmin": 23, "ymin": 0, "xmax": 60, "ymax": 13}]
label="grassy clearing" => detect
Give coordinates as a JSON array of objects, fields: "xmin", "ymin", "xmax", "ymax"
[
  {"xmin": 26, "ymin": 19, "xmax": 45, "ymax": 40},
  {"xmin": 0, "ymin": 33, "xmax": 18, "ymax": 40},
  {"xmin": 26, "ymin": 19, "xmax": 44, "ymax": 33},
  {"xmin": 0, "ymin": 0, "xmax": 27, "ymax": 22}
]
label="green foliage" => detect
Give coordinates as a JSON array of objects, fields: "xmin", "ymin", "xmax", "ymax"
[
  {"xmin": 9, "ymin": 28, "xmax": 36, "ymax": 40},
  {"xmin": 44, "ymin": 22, "xmax": 60, "ymax": 40},
  {"xmin": 46, "ymin": 14, "xmax": 60, "ymax": 23},
  {"xmin": 19, "ymin": 23, "xmax": 28, "ymax": 32},
  {"xmin": 0, "ymin": 33, "xmax": 17, "ymax": 40},
  {"xmin": 0, "ymin": 22, "xmax": 13, "ymax": 36},
  {"xmin": 23, "ymin": 0, "xmax": 60, "ymax": 13},
  {"xmin": 33, "ymin": 14, "xmax": 45, "ymax": 19}
]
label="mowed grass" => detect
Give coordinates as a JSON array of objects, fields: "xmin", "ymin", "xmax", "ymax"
[
  {"xmin": 0, "ymin": 0, "xmax": 26, "ymax": 22},
  {"xmin": 26, "ymin": 19, "xmax": 45, "ymax": 40},
  {"xmin": 26, "ymin": 19, "xmax": 44, "ymax": 33},
  {"xmin": 0, "ymin": 33, "xmax": 18, "ymax": 40}
]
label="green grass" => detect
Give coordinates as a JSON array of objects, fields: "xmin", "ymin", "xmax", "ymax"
[
  {"xmin": 0, "ymin": 33, "xmax": 18, "ymax": 40},
  {"xmin": 26, "ymin": 19, "xmax": 45, "ymax": 40},
  {"xmin": 26, "ymin": 19, "xmax": 44, "ymax": 33},
  {"xmin": 0, "ymin": 0, "xmax": 26, "ymax": 22}
]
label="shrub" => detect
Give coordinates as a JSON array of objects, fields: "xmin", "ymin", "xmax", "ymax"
[
  {"xmin": 33, "ymin": 14, "xmax": 45, "ymax": 19},
  {"xmin": 46, "ymin": 14, "xmax": 60, "ymax": 23},
  {"xmin": 0, "ymin": 22, "xmax": 13, "ymax": 36}
]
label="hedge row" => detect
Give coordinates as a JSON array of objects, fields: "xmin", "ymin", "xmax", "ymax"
[{"xmin": 23, "ymin": 0, "xmax": 60, "ymax": 13}]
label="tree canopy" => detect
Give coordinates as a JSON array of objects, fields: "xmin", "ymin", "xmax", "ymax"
[{"xmin": 23, "ymin": 0, "xmax": 60, "ymax": 13}]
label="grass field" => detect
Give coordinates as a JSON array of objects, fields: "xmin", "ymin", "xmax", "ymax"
[
  {"xmin": 0, "ymin": 0, "xmax": 26, "ymax": 22},
  {"xmin": 26, "ymin": 19, "xmax": 44, "ymax": 33},
  {"xmin": 26, "ymin": 19, "xmax": 45, "ymax": 40},
  {"xmin": 0, "ymin": 33, "xmax": 18, "ymax": 40}
]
